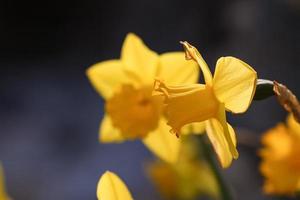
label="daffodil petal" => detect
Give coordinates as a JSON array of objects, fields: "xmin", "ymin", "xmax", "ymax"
[
  {"xmin": 158, "ymin": 52, "xmax": 199, "ymax": 85},
  {"xmin": 121, "ymin": 33, "xmax": 159, "ymax": 85},
  {"xmin": 206, "ymin": 118, "xmax": 237, "ymax": 168},
  {"xmin": 142, "ymin": 118, "xmax": 181, "ymax": 163},
  {"xmin": 99, "ymin": 115, "xmax": 125, "ymax": 143},
  {"xmin": 217, "ymin": 104, "xmax": 238, "ymax": 158},
  {"xmin": 180, "ymin": 41, "xmax": 213, "ymax": 85},
  {"xmin": 86, "ymin": 60, "xmax": 129, "ymax": 99},
  {"xmin": 97, "ymin": 171, "xmax": 133, "ymax": 200},
  {"xmin": 205, "ymin": 104, "xmax": 238, "ymax": 168},
  {"xmin": 213, "ymin": 56, "xmax": 257, "ymax": 113}
]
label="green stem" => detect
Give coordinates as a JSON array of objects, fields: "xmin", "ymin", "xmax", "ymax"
[{"xmin": 198, "ymin": 135, "xmax": 233, "ymax": 200}]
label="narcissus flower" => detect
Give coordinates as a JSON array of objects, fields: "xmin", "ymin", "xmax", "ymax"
[
  {"xmin": 97, "ymin": 171, "xmax": 133, "ymax": 200},
  {"xmin": 259, "ymin": 115, "xmax": 300, "ymax": 195},
  {"xmin": 0, "ymin": 164, "xmax": 9, "ymax": 200},
  {"xmin": 147, "ymin": 136, "xmax": 219, "ymax": 200},
  {"xmin": 154, "ymin": 42, "xmax": 257, "ymax": 168},
  {"xmin": 87, "ymin": 33, "xmax": 203, "ymax": 163}
]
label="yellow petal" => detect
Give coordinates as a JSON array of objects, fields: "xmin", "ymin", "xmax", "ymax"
[
  {"xmin": 142, "ymin": 118, "xmax": 181, "ymax": 163},
  {"xmin": 99, "ymin": 115, "xmax": 125, "ymax": 143},
  {"xmin": 205, "ymin": 104, "xmax": 238, "ymax": 168},
  {"xmin": 216, "ymin": 104, "xmax": 238, "ymax": 155},
  {"xmin": 205, "ymin": 118, "xmax": 237, "ymax": 168},
  {"xmin": 86, "ymin": 60, "xmax": 129, "ymax": 99},
  {"xmin": 97, "ymin": 171, "xmax": 133, "ymax": 200},
  {"xmin": 121, "ymin": 33, "xmax": 159, "ymax": 85},
  {"xmin": 157, "ymin": 52, "xmax": 199, "ymax": 85},
  {"xmin": 180, "ymin": 41, "xmax": 213, "ymax": 85},
  {"xmin": 213, "ymin": 56, "xmax": 257, "ymax": 113}
]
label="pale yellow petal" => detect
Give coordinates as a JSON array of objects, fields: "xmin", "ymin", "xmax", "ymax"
[
  {"xmin": 213, "ymin": 56, "xmax": 257, "ymax": 113},
  {"xmin": 157, "ymin": 52, "xmax": 199, "ymax": 85},
  {"xmin": 99, "ymin": 115, "xmax": 125, "ymax": 143},
  {"xmin": 97, "ymin": 171, "xmax": 133, "ymax": 200},
  {"xmin": 206, "ymin": 119, "xmax": 236, "ymax": 168},
  {"xmin": 205, "ymin": 105, "xmax": 238, "ymax": 168},
  {"xmin": 86, "ymin": 60, "xmax": 130, "ymax": 99},
  {"xmin": 216, "ymin": 104, "xmax": 238, "ymax": 157},
  {"xmin": 121, "ymin": 33, "xmax": 159, "ymax": 85},
  {"xmin": 180, "ymin": 41, "xmax": 213, "ymax": 85},
  {"xmin": 142, "ymin": 118, "xmax": 181, "ymax": 163}
]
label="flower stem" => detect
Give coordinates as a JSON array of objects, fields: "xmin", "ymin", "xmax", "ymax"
[{"xmin": 198, "ymin": 135, "xmax": 233, "ymax": 200}]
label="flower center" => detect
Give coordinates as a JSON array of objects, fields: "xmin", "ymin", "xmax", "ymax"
[{"xmin": 105, "ymin": 84, "xmax": 163, "ymax": 139}]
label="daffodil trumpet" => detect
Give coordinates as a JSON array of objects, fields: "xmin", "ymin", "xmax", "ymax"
[{"xmin": 154, "ymin": 41, "xmax": 257, "ymax": 168}]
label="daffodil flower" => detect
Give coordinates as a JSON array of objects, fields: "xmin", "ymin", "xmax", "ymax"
[
  {"xmin": 0, "ymin": 164, "xmax": 9, "ymax": 200},
  {"xmin": 259, "ymin": 115, "xmax": 300, "ymax": 195},
  {"xmin": 154, "ymin": 41, "xmax": 257, "ymax": 168},
  {"xmin": 87, "ymin": 34, "xmax": 203, "ymax": 163},
  {"xmin": 97, "ymin": 171, "xmax": 133, "ymax": 200}
]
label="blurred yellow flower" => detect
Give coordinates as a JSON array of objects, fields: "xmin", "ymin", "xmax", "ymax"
[
  {"xmin": 97, "ymin": 171, "xmax": 133, "ymax": 200},
  {"xmin": 259, "ymin": 115, "xmax": 300, "ymax": 195},
  {"xmin": 0, "ymin": 164, "xmax": 9, "ymax": 200},
  {"xmin": 87, "ymin": 33, "xmax": 203, "ymax": 163},
  {"xmin": 147, "ymin": 136, "xmax": 219, "ymax": 200},
  {"xmin": 154, "ymin": 41, "xmax": 257, "ymax": 168}
]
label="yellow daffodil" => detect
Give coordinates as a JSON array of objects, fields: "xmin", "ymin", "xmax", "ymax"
[
  {"xmin": 147, "ymin": 136, "xmax": 219, "ymax": 200},
  {"xmin": 87, "ymin": 33, "xmax": 203, "ymax": 163},
  {"xmin": 154, "ymin": 41, "xmax": 257, "ymax": 168},
  {"xmin": 259, "ymin": 115, "xmax": 300, "ymax": 196},
  {"xmin": 97, "ymin": 171, "xmax": 133, "ymax": 200},
  {"xmin": 0, "ymin": 164, "xmax": 9, "ymax": 200}
]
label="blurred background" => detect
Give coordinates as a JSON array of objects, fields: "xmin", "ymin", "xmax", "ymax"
[{"xmin": 0, "ymin": 0, "xmax": 299, "ymax": 199}]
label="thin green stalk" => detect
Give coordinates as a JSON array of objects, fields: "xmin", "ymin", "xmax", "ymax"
[{"xmin": 198, "ymin": 135, "xmax": 233, "ymax": 200}]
